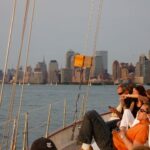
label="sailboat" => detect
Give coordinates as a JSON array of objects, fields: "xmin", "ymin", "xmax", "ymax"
[
  {"xmin": 1, "ymin": 0, "xmax": 149, "ymax": 150},
  {"xmin": 0, "ymin": 0, "xmax": 111, "ymax": 149}
]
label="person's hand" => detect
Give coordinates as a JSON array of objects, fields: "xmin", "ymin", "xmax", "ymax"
[
  {"xmin": 120, "ymin": 94, "xmax": 127, "ymax": 100},
  {"xmin": 119, "ymin": 130, "xmax": 126, "ymax": 140},
  {"xmin": 119, "ymin": 126, "xmax": 126, "ymax": 132},
  {"xmin": 108, "ymin": 106, "xmax": 117, "ymax": 113}
]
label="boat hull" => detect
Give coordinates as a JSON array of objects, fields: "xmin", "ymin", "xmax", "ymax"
[{"xmin": 48, "ymin": 112, "xmax": 111, "ymax": 150}]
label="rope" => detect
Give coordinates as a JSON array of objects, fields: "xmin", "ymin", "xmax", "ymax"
[
  {"xmin": 71, "ymin": 69, "xmax": 84, "ymax": 140},
  {"xmin": 84, "ymin": 0, "xmax": 94, "ymax": 52},
  {"xmin": 1, "ymin": 0, "xmax": 31, "ymax": 149},
  {"xmin": 15, "ymin": 0, "xmax": 35, "ymax": 140},
  {"xmin": 0, "ymin": 0, "xmax": 17, "ymax": 148},
  {"xmin": 93, "ymin": 0, "xmax": 104, "ymax": 54},
  {"xmin": 72, "ymin": 0, "xmax": 96, "ymax": 126},
  {"xmin": 0, "ymin": 0, "xmax": 104, "ymax": 148},
  {"xmin": 13, "ymin": 0, "xmax": 36, "ymax": 149},
  {"xmin": 71, "ymin": 0, "xmax": 104, "ymax": 140},
  {"xmin": 77, "ymin": 0, "xmax": 105, "ymax": 116},
  {"xmin": 18, "ymin": 121, "xmax": 47, "ymax": 138},
  {"xmin": 84, "ymin": 0, "xmax": 104, "ymax": 114},
  {"xmin": 0, "ymin": 0, "xmax": 17, "ymax": 107}
]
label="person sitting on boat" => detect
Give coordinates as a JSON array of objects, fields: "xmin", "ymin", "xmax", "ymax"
[
  {"xmin": 122, "ymin": 85, "xmax": 148, "ymax": 112},
  {"xmin": 78, "ymin": 102, "xmax": 150, "ymax": 150},
  {"xmin": 108, "ymin": 84, "xmax": 130, "ymax": 121},
  {"xmin": 107, "ymin": 84, "xmax": 136, "ymax": 132},
  {"xmin": 119, "ymin": 85, "xmax": 149, "ymax": 129},
  {"xmin": 30, "ymin": 137, "xmax": 57, "ymax": 150}
]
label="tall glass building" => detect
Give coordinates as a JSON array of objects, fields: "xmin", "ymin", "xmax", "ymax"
[
  {"xmin": 66, "ymin": 50, "xmax": 75, "ymax": 69},
  {"xmin": 95, "ymin": 51, "xmax": 108, "ymax": 73},
  {"xmin": 48, "ymin": 60, "xmax": 59, "ymax": 84}
]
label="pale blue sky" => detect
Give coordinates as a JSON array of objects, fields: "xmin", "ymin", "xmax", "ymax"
[{"xmin": 0, "ymin": 0, "xmax": 150, "ymax": 73}]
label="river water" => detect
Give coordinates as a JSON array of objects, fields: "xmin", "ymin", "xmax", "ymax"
[{"xmin": 0, "ymin": 84, "xmax": 149, "ymax": 149}]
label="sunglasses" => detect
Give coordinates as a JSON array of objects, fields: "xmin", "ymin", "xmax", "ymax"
[
  {"xmin": 139, "ymin": 108, "xmax": 148, "ymax": 114},
  {"xmin": 118, "ymin": 91, "xmax": 124, "ymax": 95}
]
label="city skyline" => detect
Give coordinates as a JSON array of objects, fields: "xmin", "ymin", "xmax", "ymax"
[
  {"xmin": 1, "ymin": 0, "xmax": 150, "ymax": 73},
  {"xmin": 0, "ymin": 48, "xmax": 150, "ymax": 85},
  {"xmin": 0, "ymin": 50, "xmax": 150, "ymax": 75},
  {"xmin": 1, "ymin": 49, "xmax": 150, "ymax": 74}
]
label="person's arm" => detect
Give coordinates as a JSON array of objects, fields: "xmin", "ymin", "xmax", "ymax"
[
  {"xmin": 119, "ymin": 131, "xmax": 145, "ymax": 150},
  {"xmin": 138, "ymin": 95, "xmax": 149, "ymax": 103},
  {"xmin": 109, "ymin": 106, "xmax": 122, "ymax": 119},
  {"xmin": 121, "ymin": 94, "xmax": 139, "ymax": 99},
  {"xmin": 129, "ymin": 101, "xmax": 135, "ymax": 112}
]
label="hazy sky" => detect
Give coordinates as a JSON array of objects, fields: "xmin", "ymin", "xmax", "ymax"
[{"xmin": 0, "ymin": 0, "xmax": 150, "ymax": 73}]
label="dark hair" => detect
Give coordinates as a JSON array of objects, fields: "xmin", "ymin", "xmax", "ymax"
[
  {"xmin": 31, "ymin": 137, "xmax": 57, "ymax": 150},
  {"xmin": 135, "ymin": 85, "xmax": 146, "ymax": 96},
  {"xmin": 144, "ymin": 102, "xmax": 150, "ymax": 114},
  {"xmin": 124, "ymin": 97, "xmax": 138, "ymax": 109},
  {"xmin": 118, "ymin": 83, "xmax": 135, "ymax": 94},
  {"xmin": 124, "ymin": 97, "xmax": 138, "ymax": 117},
  {"xmin": 127, "ymin": 83, "xmax": 136, "ymax": 94}
]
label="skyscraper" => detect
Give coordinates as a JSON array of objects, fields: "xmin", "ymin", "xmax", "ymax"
[
  {"xmin": 135, "ymin": 54, "xmax": 150, "ymax": 84},
  {"xmin": 61, "ymin": 68, "xmax": 72, "ymax": 83},
  {"xmin": 95, "ymin": 51, "xmax": 108, "ymax": 73},
  {"xmin": 139, "ymin": 54, "xmax": 147, "ymax": 64},
  {"xmin": 32, "ymin": 59, "xmax": 47, "ymax": 84},
  {"xmin": 135, "ymin": 62, "xmax": 142, "ymax": 77},
  {"xmin": 91, "ymin": 55, "xmax": 103, "ymax": 77},
  {"xmin": 33, "ymin": 64, "xmax": 43, "ymax": 84},
  {"xmin": 143, "ymin": 59, "xmax": 150, "ymax": 84},
  {"xmin": 38, "ymin": 59, "xmax": 47, "ymax": 83},
  {"xmin": 91, "ymin": 50, "xmax": 108, "ymax": 78},
  {"xmin": 48, "ymin": 60, "xmax": 59, "ymax": 84},
  {"xmin": 24, "ymin": 66, "xmax": 33, "ymax": 84},
  {"xmin": 112, "ymin": 60, "xmax": 120, "ymax": 81},
  {"xmin": 0, "ymin": 70, "xmax": 3, "ymax": 80},
  {"xmin": 66, "ymin": 50, "xmax": 75, "ymax": 69}
]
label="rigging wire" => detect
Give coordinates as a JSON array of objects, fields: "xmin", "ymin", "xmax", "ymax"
[
  {"xmin": 71, "ymin": 0, "xmax": 95, "ymax": 140},
  {"xmin": 0, "ymin": 0, "xmax": 105, "ymax": 148},
  {"xmin": 0, "ymin": 0, "xmax": 17, "ymax": 107},
  {"xmin": 0, "ymin": 0, "xmax": 17, "ymax": 149},
  {"xmin": 83, "ymin": 0, "xmax": 103, "ymax": 114},
  {"xmin": 73, "ymin": 0, "xmax": 95, "ymax": 123},
  {"xmin": 79, "ymin": 0, "xmax": 104, "ymax": 119},
  {"xmin": 83, "ymin": 0, "xmax": 94, "ymax": 52},
  {"xmin": 71, "ymin": 0, "xmax": 104, "ymax": 140},
  {"xmin": 82, "ymin": 0, "xmax": 96, "ymax": 115},
  {"xmin": 13, "ymin": 0, "xmax": 36, "ymax": 149},
  {"xmin": 93, "ymin": 0, "xmax": 104, "ymax": 55},
  {"xmin": 84, "ymin": 0, "xmax": 104, "ymax": 114},
  {"xmin": 1, "ymin": 0, "xmax": 31, "ymax": 149}
]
